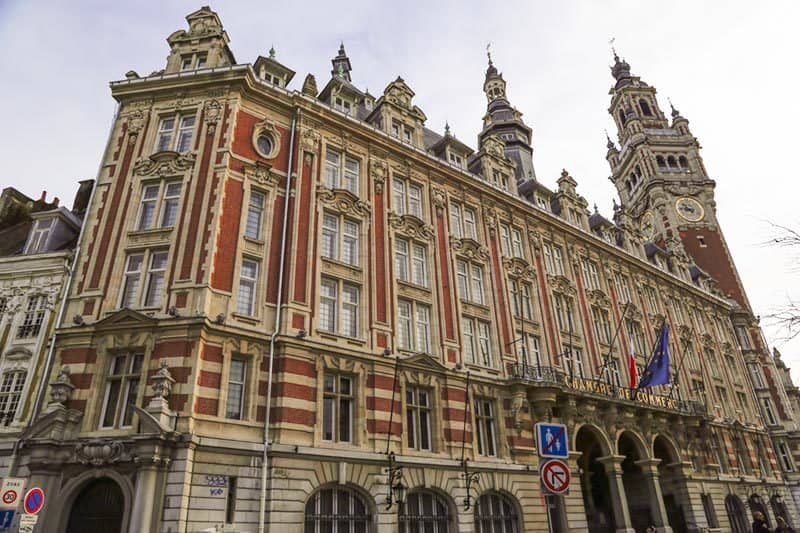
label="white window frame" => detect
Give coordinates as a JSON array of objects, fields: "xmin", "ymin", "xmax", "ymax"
[
  {"xmin": 474, "ymin": 397, "xmax": 498, "ymax": 457},
  {"xmin": 562, "ymin": 346, "xmax": 585, "ymax": 378},
  {"xmin": 0, "ymin": 371, "xmax": 26, "ymax": 426},
  {"xmin": 455, "ymin": 259, "xmax": 485, "ymax": 305},
  {"xmin": 155, "ymin": 113, "xmax": 196, "ymax": 153},
  {"xmin": 26, "ymin": 218, "xmax": 53, "ymax": 254},
  {"xmin": 543, "ymin": 243, "xmax": 565, "ymax": 276},
  {"xmin": 395, "ymin": 238, "xmax": 427, "ymax": 287},
  {"xmin": 136, "ymin": 181, "xmax": 183, "ymax": 231},
  {"xmin": 324, "ymin": 149, "xmax": 360, "ymax": 195},
  {"xmin": 321, "ymin": 212, "xmax": 360, "ymax": 266},
  {"xmin": 180, "ymin": 52, "xmax": 207, "ymax": 71},
  {"xmin": 17, "ymin": 295, "xmax": 46, "ymax": 339},
  {"xmin": 582, "ymin": 259, "xmax": 601, "ymax": 291},
  {"xmin": 592, "ymin": 307, "xmax": 612, "ymax": 344},
  {"xmin": 406, "ymin": 386, "xmax": 432, "ymax": 451},
  {"xmin": 762, "ymin": 398, "xmax": 778, "ymax": 426},
  {"xmin": 244, "ymin": 190, "xmax": 266, "ymax": 239},
  {"xmin": 463, "ymin": 317, "xmax": 493, "ymax": 367},
  {"xmin": 99, "ymin": 352, "xmax": 144, "ymax": 429},
  {"xmin": 143, "ymin": 251, "xmax": 169, "ymax": 308},
  {"xmin": 392, "ymin": 178, "xmax": 423, "ymax": 219},
  {"xmin": 225, "ymin": 357, "xmax": 247, "ymax": 420},
  {"xmin": 322, "ymin": 373, "xmax": 354, "ymax": 443},
  {"xmin": 397, "ymin": 299, "xmax": 431, "ymax": 353},
  {"xmin": 236, "ymin": 258, "xmax": 259, "ymax": 316},
  {"xmin": 319, "ymin": 278, "xmax": 360, "ymax": 338}
]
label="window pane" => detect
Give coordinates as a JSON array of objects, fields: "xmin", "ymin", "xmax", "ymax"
[
  {"xmin": 325, "ymin": 151, "xmax": 340, "ymax": 189},
  {"xmin": 344, "ymin": 157, "xmax": 359, "ymax": 195},
  {"xmin": 102, "ymin": 381, "xmax": 121, "ymax": 427}
]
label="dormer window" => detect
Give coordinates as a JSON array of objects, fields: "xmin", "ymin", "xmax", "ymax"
[
  {"xmin": 391, "ymin": 120, "xmax": 412, "ymax": 143},
  {"xmin": 155, "ymin": 114, "xmax": 196, "ymax": 153},
  {"xmin": 448, "ymin": 152, "xmax": 464, "ymax": 169},
  {"xmin": 492, "ymin": 170, "xmax": 509, "ymax": 191},
  {"xmin": 536, "ymin": 196, "xmax": 549, "ymax": 211},
  {"xmin": 333, "ymin": 96, "xmax": 352, "ymax": 115},
  {"xmin": 26, "ymin": 218, "xmax": 53, "ymax": 254},
  {"xmin": 180, "ymin": 52, "xmax": 207, "ymax": 71}
]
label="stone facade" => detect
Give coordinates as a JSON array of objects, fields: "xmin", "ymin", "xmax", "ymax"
[{"xmin": 6, "ymin": 6, "xmax": 800, "ymax": 533}]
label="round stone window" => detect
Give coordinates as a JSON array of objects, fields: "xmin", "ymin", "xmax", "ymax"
[{"xmin": 256, "ymin": 133, "xmax": 274, "ymax": 158}]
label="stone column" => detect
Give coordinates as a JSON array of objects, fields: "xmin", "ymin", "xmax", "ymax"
[
  {"xmin": 635, "ymin": 458, "xmax": 673, "ymax": 533},
  {"xmin": 129, "ymin": 463, "xmax": 159, "ymax": 532},
  {"xmin": 597, "ymin": 455, "xmax": 636, "ymax": 533}
]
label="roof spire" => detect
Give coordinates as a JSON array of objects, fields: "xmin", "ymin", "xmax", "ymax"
[
  {"xmin": 605, "ymin": 129, "xmax": 615, "ymax": 150},
  {"xmin": 269, "ymin": 44, "xmax": 276, "ymax": 60},
  {"xmin": 486, "ymin": 42, "xmax": 493, "ymax": 66},
  {"xmin": 609, "ymin": 37, "xmax": 618, "ymax": 61},
  {"xmin": 668, "ymin": 97, "xmax": 681, "ymax": 118},
  {"xmin": 445, "ymin": 121, "xmax": 452, "ymax": 137},
  {"xmin": 331, "ymin": 42, "xmax": 352, "ymax": 82}
]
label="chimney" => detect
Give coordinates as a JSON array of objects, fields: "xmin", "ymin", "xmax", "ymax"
[{"xmin": 71, "ymin": 180, "xmax": 95, "ymax": 218}]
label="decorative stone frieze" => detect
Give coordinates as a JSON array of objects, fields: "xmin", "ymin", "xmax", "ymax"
[
  {"xmin": 317, "ymin": 185, "xmax": 371, "ymax": 218},
  {"xmin": 450, "ymin": 236, "xmax": 489, "ymax": 262},
  {"xmin": 388, "ymin": 212, "xmax": 434, "ymax": 241},
  {"xmin": 133, "ymin": 151, "xmax": 196, "ymax": 177}
]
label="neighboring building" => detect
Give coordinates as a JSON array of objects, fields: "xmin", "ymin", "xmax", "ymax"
[
  {"xmin": 0, "ymin": 183, "xmax": 91, "ymax": 472},
  {"xmin": 9, "ymin": 6, "xmax": 800, "ymax": 533}
]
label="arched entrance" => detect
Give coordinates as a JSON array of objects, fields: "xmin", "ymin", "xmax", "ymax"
[
  {"xmin": 66, "ymin": 478, "xmax": 124, "ymax": 533},
  {"xmin": 771, "ymin": 494, "xmax": 793, "ymax": 527},
  {"xmin": 618, "ymin": 431, "xmax": 652, "ymax": 532},
  {"xmin": 725, "ymin": 494, "xmax": 748, "ymax": 533},
  {"xmin": 653, "ymin": 435, "xmax": 688, "ymax": 533},
  {"xmin": 575, "ymin": 425, "xmax": 614, "ymax": 533},
  {"xmin": 748, "ymin": 494, "xmax": 770, "ymax": 527}
]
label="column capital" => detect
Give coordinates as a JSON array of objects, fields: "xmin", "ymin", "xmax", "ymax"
[
  {"xmin": 635, "ymin": 458, "xmax": 663, "ymax": 474},
  {"xmin": 597, "ymin": 455, "xmax": 626, "ymax": 474}
]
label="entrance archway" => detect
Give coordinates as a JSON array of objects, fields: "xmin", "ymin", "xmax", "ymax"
[
  {"xmin": 66, "ymin": 477, "xmax": 124, "ymax": 533},
  {"xmin": 653, "ymin": 435, "xmax": 688, "ymax": 533},
  {"xmin": 725, "ymin": 494, "xmax": 748, "ymax": 533},
  {"xmin": 771, "ymin": 494, "xmax": 792, "ymax": 527},
  {"xmin": 575, "ymin": 425, "xmax": 614, "ymax": 533},
  {"xmin": 618, "ymin": 431, "xmax": 652, "ymax": 532},
  {"xmin": 748, "ymin": 494, "xmax": 770, "ymax": 527}
]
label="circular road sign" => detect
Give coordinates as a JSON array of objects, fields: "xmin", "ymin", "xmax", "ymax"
[
  {"xmin": 23, "ymin": 487, "xmax": 44, "ymax": 515},
  {"xmin": 541, "ymin": 459, "xmax": 571, "ymax": 495},
  {"xmin": 1, "ymin": 490, "xmax": 17, "ymax": 506}
]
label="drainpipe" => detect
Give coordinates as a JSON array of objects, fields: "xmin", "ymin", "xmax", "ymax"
[
  {"xmin": 259, "ymin": 108, "xmax": 299, "ymax": 533},
  {"xmin": 7, "ymin": 102, "xmax": 114, "ymax": 476}
]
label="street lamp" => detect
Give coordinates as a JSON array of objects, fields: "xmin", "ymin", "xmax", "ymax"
[{"xmin": 461, "ymin": 459, "xmax": 480, "ymax": 511}]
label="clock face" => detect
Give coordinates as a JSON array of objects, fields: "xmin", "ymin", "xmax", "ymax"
[
  {"xmin": 640, "ymin": 211, "xmax": 655, "ymax": 240},
  {"xmin": 675, "ymin": 197, "xmax": 704, "ymax": 222}
]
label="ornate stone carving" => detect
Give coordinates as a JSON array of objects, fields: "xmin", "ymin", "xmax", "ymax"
[
  {"xmin": 48, "ymin": 365, "xmax": 75, "ymax": 406},
  {"xmin": 622, "ymin": 303, "xmax": 643, "ymax": 322},
  {"xmin": 510, "ymin": 390, "xmax": 528, "ymax": 430},
  {"xmin": 527, "ymin": 230, "xmax": 542, "ymax": 251},
  {"xmin": 300, "ymin": 127, "xmax": 321, "ymax": 152},
  {"xmin": 204, "ymin": 99, "xmax": 222, "ymax": 133},
  {"xmin": 700, "ymin": 332, "xmax": 715, "ymax": 348},
  {"xmin": 677, "ymin": 324, "xmax": 692, "ymax": 340},
  {"xmin": 125, "ymin": 110, "xmax": 146, "ymax": 140},
  {"xmin": 317, "ymin": 185, "xmax": 371, "ymax": 218},
  {"xmin": 370, "ymin": 158, "xmax": 388, "ymax": 193},
  {"xmin": 503, "ymin": 257, "xmax": 535, "ymax": 280},
  {"xmin": 151, "ymin": 360, "xmax": 176, "ymax": 399},
  {"xmin": 430, "ymin": 186, "xmax": 446, "ymax": 211},
  {"xmin": 244, "ymin": 163, "xmax": 277, "ymax": 187},
  {"xmin": 649, "ymin": 313, "xmax": 666, "ymax": 330},
  {"xmin": 586, "ymin": 289, "xmax": 612, "ymax": 309},
  {"xmin": 74, "ymin": 439, "xmax": 127, "ymax": 466},
  {"xmin": 450, "ymin": 236, "xmax": 489, "ymax": 262},
  {"xmin": 388, "ymin": 212, "xmax": 434, "ymax": 241},
  {"xmin": 547, "ymin": 274, "xmax": 576, "ymax": 296},
  {"xmin": 133, "ymin": 151, "xmax": 196, "ymax": 177},
  {"xmin": 252, "ymin": 118, "xmax": 283, "ymax": 158}
]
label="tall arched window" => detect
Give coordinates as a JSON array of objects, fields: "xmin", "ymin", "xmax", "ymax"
[
  {"xmin": 656, "ymin": 156, "xmax": 667, "ymax": 170},
  {"xmin": 725, "ymin": 494, "xmax": 748, "ymax": 533},
  {"xmin": 639, "ymin": 99, "xmax": 653, "ymax": 116},
  {"xmin": 474, "ymin": 492, "xmax": 520, "ymax": 533},
  {"xmin": 667, "ymin": 156, "xmax": 678, "ymax": 169},
  {"xmin": 0, "ymin": 370, "xmax": 26, "ymax": 426},
  {"xmin": 678, "ymin": 156, "xmax": 689, "ymax": 170},
  {"xmin": 618, "ymin": 109, "xmax": 627, "ymax": 126},
  {"xmin": 399, "ymin": 490, "xmax": 451, "ymax": 533},
  {"xmin": 305, "ymin": 486, "xmax": 371, "ymax": 533}
]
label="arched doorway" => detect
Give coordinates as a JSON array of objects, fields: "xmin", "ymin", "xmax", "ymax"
[
  {"xmin": 653, "ymin": 435, "xmax": 688, "ymax": 533},
  {"xmin": 576, "ymin": 425, "xmax": 614, "ymax": 533},
  {"xmin": 618, "ymin": 431, "xmax": 652, "ymax": 532},
  {"xmin": 771, "ymin": 494, "xmax": 793, "ymax": 527},
  {"xmin": 725, "ymin": 494, "xmax": 748, "ymax": 533},
  {"xmin": 748, "ymin": 494, "xmax": 770, "ymax": 527},
  {"xmin": 66, "ymin": 478, "xmax": 124, "ymax": 533}
]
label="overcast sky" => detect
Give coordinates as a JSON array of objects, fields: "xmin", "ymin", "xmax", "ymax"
[{"xmin": 2, "ymin": 1, "xmax": 799, "ymax": 378}]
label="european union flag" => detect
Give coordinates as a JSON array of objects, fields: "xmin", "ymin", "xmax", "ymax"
[{"xmin": 639, "ymin": 324, "xmax": 670, "ymax": 388}]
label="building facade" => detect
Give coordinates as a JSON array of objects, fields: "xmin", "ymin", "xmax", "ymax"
[{"xmin": 8, "ymin": 7, "xmax": 800, "ymax": 533}]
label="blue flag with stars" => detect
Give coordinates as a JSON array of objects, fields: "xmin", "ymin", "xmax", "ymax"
[{"xmin": 639, "ymin": 324, "xmax": 670, "ymax": 388}]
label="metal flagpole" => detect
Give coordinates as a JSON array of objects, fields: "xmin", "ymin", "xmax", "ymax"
[
  {"xmin": 597, "ymin": 302, "xmax": 631, "ymax": 386},
  {"xmin": 633, "ymin": 316, "xmax": 667, "ymax": 401},
  {"xmin": 566, "ymin": 302, "xmax": 575, "ymax": 381},
  {"xmin": 667, "ymin": 335, "xmax": 693, "ymax": 400}
]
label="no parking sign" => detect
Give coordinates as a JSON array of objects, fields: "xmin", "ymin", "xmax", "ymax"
[{"xmin": 22, "ymin": 488, "xmax": 44, "ymax": 515}]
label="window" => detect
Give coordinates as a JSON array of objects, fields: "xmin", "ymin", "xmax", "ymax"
[
  {"xmin": 322, "ymin": 374, "xmax": 354, "ymax": 443},
  {"xmin": 517, "ymin": 332, "xmax": 541, "ymax": 370},
  {"xmin": 324, "ymin": 150, "xmax": 360, "ymax": 195},
  {"xmin": 305, "ymin": 487, "xmax": 370, "ymax": 533},
  {"xmin": 322, "ymin": 213, "xmax": 360, "ymax": 266},
  {"xmin": 100, "ymin": 352, "xmax": 143, "ymax": 428},
  {"xmin": 143, "ymin": 251, "xmax": 168, "ymax": 307},
  {"xmin": 643, "ymin": 285, "xmax": 659, "ymax": 312},
  {"xmin": 226, "ymin": 358, "xmax": 247, "ymax": 420},
  {"xmin": 671, "ymin": 299, "xmax": 685, "ymax": 324},
  {"xmin": 592, "ymin": 307, "xmax": 612, "ymax": 344},
  {"xmin": 553, "ymin": 294, "xmax": 575, "ymax": 332},
  {"xmin": 450, "ymin": 202, "xmax": 477, "ymax": 240},
  {"xmin": 667, "ymin": 156, "xmax": 678, "ymax": 169},
  {"xmin": 492, "ymin": 170, "xmax": 509, "ymax": 191},
  {"xmin": 233, "ymin": 259, "xmax": 259, "ymax": 316},
  {"xmin": 749, "ymin": 364, "xmax": 766, "ymax": 389},
  {"xmin": 397, "ymin": 300, "xmax": 431, "ymax": 353},
  {"xmin": 455, "ymin": 260, "xmax": 485, "ymax": 305},
  {"xmin": 137, "ymin": 181, "xmax": 183, "ymax": 230},
  {"xmin": 735, "ymin": 326, "xmax": 752, "ymax": 350},
  {"xmin": 701, "ymin": 494, "xmax": 719, "ymax": 529},
  {"xmin": 400, "ymin": 491, "xmax": 451, "ymax": 533},
  {"xmin": 581, "ymin": 260, "xmax": 601, "ymax": 291},
  {"xmin": 180, "ymin": 52, "xmax": 207, "ymax": 71},
  {"xmin": 679, "ymin": 156, "xmax": 690, "ymax": 170},
  {"xmin": 319, "ymin": 278, "xmax": 359, "ymax": 338},
  {"xmin": 17, "ymin": 295, "xmax": 46, "ymax": 338},
  {"xmin": 627, "ymin": 321, "xmax": 646, "ymax": 356},
  {"xmin": 779, "ymin": 442, "xmax": 795, "ymax": 472},
  {"xmin": 256, "ymin": 132, "xmax": 274, "ymax": 156},
  {"xmin": 474, "ymin": 397, "xmax": 498, "ymax": 456},
  {"xmin": 392, "ymin": 178, "xmax": 423, "ymax": 219},
  {"xmin": 762, "ymin": 398, "xmax": 778, "ymax": 425},
  {"xmin": 614, "ymin": 273, "xmax": 632, "ymax": 303},
  {"xmin": 245, "ymin": 191, "xmax": 265, "ymax": 239},
  {"xmin": 448, "ymin": 151, "xmax": 465, "ymax": 168},
  {"xmin": 0, "ymin": 371, "xmax": 26, "ymax": 426},
  {"xmin": 536, "ymin": 196, "xmax": 549, "ymax": 211},
  {"xmin": 474, "ymin": 493, "xmax": 519, "ymax": 533},
  {"xmin": 333, "ymin": 96, "xmax": 353, "ymax": 114},
  {"xmin": 155, "ymin": 114, "xmax": 195, "ymax": 153},
  {"xmin": 508, "ymin": 279, "xmax": 533, "ymax": 320},
  {"xmin": 406, "ymin": 386, "xmax": 432, "ymax": 451},
  {"xmin": 639, "ymin": 99, "xmax": 652, "ymax": 116},
  {"xmin": 395, "ymin": 238, "xmax": 427, "ymax": 287},
  {"xmin": 121, "ymin": 254, "xmax": 144, "ymax": 308},
  {"xmin": 542, "ymin": 244, "xmax": 564, "ymax": 276},
  {"xmin": 602, "ymin": 360, "xmax": 622, "ymax": 387},
  {"xmin": 499, "ymin": 225, "xmax": 523, "ymax": 258},
  {"xmin": 463, "ymin": 317, "xmax": 493, "ymax": 367},
  {"xmin": 26, "ymin": 218, "xmax": 52, "ymax": 253},
  {"xmin": 562, "ymin": 346, "xmax": 584, "ymax": 378}
]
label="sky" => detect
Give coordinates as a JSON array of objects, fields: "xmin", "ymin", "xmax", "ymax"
[{"xmin": 1, "ymin": 1, "xmax": 799, "ymax": 376}]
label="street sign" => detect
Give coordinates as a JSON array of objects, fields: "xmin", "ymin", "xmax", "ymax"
[
  {"xmin": 0, "ymin": 510, "xmax": 14, "ymax": 529},
  {"xmin": 18, "ymin": 514, "xmax": 38, "ymax": 533},
  {"xmin": 535, "ymin": 422, "xmax": 569, "ymax": 459},
  {"xmin": 540, "ymin": 459, "xmax": 571, "ymax": 495},
  {"xmin": 22, "ymin": 488, "xmax": 44, "ymax": 515},
  {"xmin": 0, "ymin": 478, "xmax": 25, "ymax": 510}
]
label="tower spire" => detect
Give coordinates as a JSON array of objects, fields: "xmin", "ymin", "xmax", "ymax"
[{"xmin": 331, "ymin": 42, "xmax": 352, "ymax": 82}]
